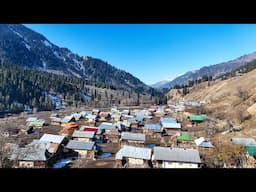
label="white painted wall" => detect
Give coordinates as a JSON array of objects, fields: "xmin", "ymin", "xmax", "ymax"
[{"xmin": 163, "ymin": 161, "xmax": 198, "ymax": 168}]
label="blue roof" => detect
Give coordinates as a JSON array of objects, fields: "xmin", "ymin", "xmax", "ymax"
[
  {"xmin": 127, "ymin": 117, "xmax": 137, "ymax": 123},
  {"xmin": 160, "ymin": 117, "xmax": 177, "ymax": 124},
  {"xmin": 144, "ymin": 124, "xmax": 161, "ymax": 130},
  {"xmin": 99, "ymin": 123, "xmax": 116, "ymax": 130},
  {"xmin": 199, "ymin": 141, "xmax": 214, "ymax": 148},
  {"xmin": 99, "ymin": 152, "xmax": 112, "ymax": 158},
  {"xmin": 135, "ymin": 115, "xmax": 144, "ymax": 122},
  {"xmin": 52, "ymin": 157, "xmax": 73, "ymax": 168}
]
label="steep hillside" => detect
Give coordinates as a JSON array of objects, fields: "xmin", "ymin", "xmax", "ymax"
[
  {"xmin": 0, "ymin": 24, "xmax": 155, "ymax": 94},
  {"xmin": 168, "ymin": 69, "xmax": 256, "ymax": 138}
]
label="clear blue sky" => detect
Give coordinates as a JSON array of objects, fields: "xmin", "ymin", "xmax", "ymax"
[{"xmin": 25, "ymin": 24, "xmax": 256, "ymax": 85}]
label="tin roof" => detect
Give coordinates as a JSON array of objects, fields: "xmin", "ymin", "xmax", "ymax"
[
  {"xmin": 144, "ymin": 124, "xmax": 161, "ymax": 130},
  {"xmin": 153, "ymin": 147, "xmax": 201, "ymax": 163},
  {"xmin": 99, "ymin": 122, "xmax": 116, "ymax": 130},
  {"xmin": 121, "ymin": 132, "xmax": 145, "ymax": 141},
  {"xmin": 231, "ymin": 138, "xmax": 256, "ymax": 146},
  {"xmin": 61, "ymin": 116, "xmax": 75, "ymax": 123},
  {"xmin": 161, "ymin": 122, "xmax": 181, "ymax": 129},
  {"xmin": 11, "ymin": 144, "xmax": 47, "ymax": 161},
  {"xmin": 160, "ymin": 117, "xmax": 177, "ymax": 124},
  {"xmin": 116, "ymin": 145, "xmax": 151, "ymax": 160},
  {"xmin": 72, "ymin": 130, "xmax": 95, "ymax": 138},
  {"xmin": 66, "ymin": 140, "xmax": 95, "ymax": 150},
  {"xmin": 189, "ymin": 115, "xmax": 207, "ymax": 121},
  {"xmin": 40, "ymin": 134, "xmax": 65, "ymax": 144},
  {"xmin": 26, "ymin": 117, "xmax": 38, "ymax": 122}
]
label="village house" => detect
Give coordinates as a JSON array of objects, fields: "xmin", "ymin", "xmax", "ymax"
[
  {"xmin": 195, "ymin": 137, "xmax": 214, "ymax": 148},
  {"xmin": 61, "ymin": 116, "xmax": 76, "ymax": 127},
  {"xmin": 152, "ymin": 147, "xmax": 201, "ymax": 168},
  {"xmin": 120, "ymin": 132, "xmax": 146, "ymax": 147},
  {"xmin": 85, "ymin": 114, "xmax": 97, "ymax": 123},
  {"xmin": 11, "ymin": 143, "xmax": 49, "ymax": 168},
  {"xmin": 161, "ymin": 122, "xmax": 181, "ymax": 136},
  {"xmin": 82, "ymin": 126, "xmax": 103, "ymax": 140},
  {"xmin": 72, "ymin": 130, "xmax": 95, "ymax": 142},
  {"xmin": 71, "ymin": 112, "xmax": 82, "ymax": 121},
  {"xmin": 104, "ymin": 128, "xmax": 120, "ymax": 143},
  {"xmin": 66, "ymin": 140, "xmax": 95, "ymax": 159},
  {"xmin": 143, "ymin": 124, "xmax": 162, "ymax": 137},
  {"xmin": 30, "ymin": 139, "xmax": 63, "ymax": 164},
  {"xmin": 97, "ymin": 143, "xmax": 120, "ymax": 159},
  {"xmin": 231, "ymin": 137, "xmax": 256, "ymax": 146},
  {"xmin": 26, "ymin": 117, "xmax": 45, "ymax": 128},
  {"xmin": 188, "ymin": 114, "xmax": 207, "ymax": 124},
  {"xmin": 99, "ymin": 111, "xmax": 111, "ymax": 121},
  {"xmin": 50, "ymin": 117, "xmax": 62, "ymax": 126},
  {"xmin": 115, "ymin": 145, "xmax": 152, "ymax": 168},
  {"xmin": 160, "ymin": 117, "xmax": 177, "ymax": 124},
  {"xmin": 98, "ymin": 122, "xmax": 116, "ymax": 134},
  {"xmin": 177, "ymin": 132, "xmax": 195, "ymax": 148},
  {"xmin": 92, "ymin": 109, "xmax": 100, "ymax": 115},
  {"xmin": 40, "ymin": 133, "xmax": 66, "ymax": 145}
]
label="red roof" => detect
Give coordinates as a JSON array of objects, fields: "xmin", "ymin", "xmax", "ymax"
[{"xmin": 83, "ymin": 127, "xmax": 98, "ymax": 133}]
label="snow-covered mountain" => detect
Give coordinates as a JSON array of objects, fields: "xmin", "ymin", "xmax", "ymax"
[{"xmin": 0, "ymin": 24, "xmax": 155, "ymax": 94}]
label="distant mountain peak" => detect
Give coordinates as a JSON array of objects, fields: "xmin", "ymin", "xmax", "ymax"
[{"xmin": 152, "ymin": 52, "xmax": 256, "ymax": 89}]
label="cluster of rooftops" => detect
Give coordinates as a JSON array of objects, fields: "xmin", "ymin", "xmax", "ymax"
[{"xmin": 8, "ymin": 104, "xmax": 218, "ymax": 168}]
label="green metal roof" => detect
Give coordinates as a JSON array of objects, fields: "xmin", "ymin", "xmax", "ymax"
[
  {"xmin": 189, "ymin": 114, "xmax": 207, "ymax": 121},
  {"xmin": 177, "ymin": 132, "xmax": 194, "ymax": 141},
  {"xmin": 246, "ymin": 145, "xmax": 256, "ymax": 157}
]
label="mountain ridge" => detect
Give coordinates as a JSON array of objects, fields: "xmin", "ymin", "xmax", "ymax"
[
  {"xmin": 153, "ymin": 52, "xmax": 256, "ymax": 89},
  {"xmin": 0, "ymin": 24, "xmax": 155, "ymax": 95}
]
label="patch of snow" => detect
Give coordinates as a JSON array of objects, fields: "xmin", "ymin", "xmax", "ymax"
[
  {"xmin": 42, "ymin": 60, "xmax": 47, "ymax": 69},
  {"xmin": 23, "ymin": 42, "xmax": 31, "ymax": 50},
  {"xmin": 9, "ymin": 27, "xmax": 24, "ymax": 39},
  {"xmin": 53, "ymin": 51, "xmax": 61, "ymax": 59},
  {"xmin": 73, "ymin": 58, "xmax": 79, "ymax": 64},
  {"xmin": 42, "ymin": 40, "xmax": 52, "ymax": 48}
]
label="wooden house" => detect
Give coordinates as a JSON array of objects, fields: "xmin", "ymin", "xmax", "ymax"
[
  {"xmin": 120, "ymin": 132, "xmax": 145, "ymax": 147},
  {"xmin": 152, "ymin": 147, "xmax": 201, "ymax": 168},
  {"xmin": 26, "ymin": 117, "xmax": 45, "ymax": 128},
  {"xmin": 99, "ymin": 112, "xmax": 111, "ymax": 121},
  {"xmin": 177, "ymin": 132, "xmax": 195, "ymax": 148},
  {"xmin": 50, "ymin": 117, "xmax": 62, "ymax": 126},
  {"xmin": 11, "ymin": 144, "xmax": 48, "ymax": 168},
  {"xmin": 188, "ymin": 114, "xmax": 207, "ymax": 123},
  {"xmin": 115, "ymin": 145, "xmax": 152, "ymax": 168},
  {"xmin": 98, "ymin": 122, "xmax": 116, "ymax": 134},
  {"xmin": 72, "ymin": 130, "xmax": 95, "ymax": 142},
  {"xmin": 66, "ymin": 140, "xmax": 95, "ymax": 159},
  {"xmin": 161, "ymin": 122, "xmax": 181, "ymax": 136},
  {"xmin": 61, "ymin": 116, "xmax": 76, "ymax": 127},
  {"xmin": 143, "ymin": 124, "xmax": 162, "ymax": 137},
  {"xmin": 104, "ymin": 128, "xmax": 119, "ymax": 143}
]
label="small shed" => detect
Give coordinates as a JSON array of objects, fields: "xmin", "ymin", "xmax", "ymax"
[
  {"xmin": 98, "ymin": 122, "xmax": 116, "ymax": 133},
  {"xmin": 104, "ymin": 128, "xmax": 120, "ymax": 143},
  {"xmin": 195, "ymin": 137, "xmax": 214, "ymax": 148},
  {"xmin": 246, "ymin": 145, "xmax": 256, "ymax": 157},
  {"xmin": 72, "ymin": 130, "xmax": 95, "ymax": 142},
  {"xmin": 121, "ymin": 132, "xmax": 145, "ymax": 147},
  {"xmin": 66, "ymin": 140, "xmax": 95, "ymax": 159},
  {"xmin": 116, "ymin": 145, "xmax": 152, "ymax": 168},
  {"xmin": 189, "ymin": 114, "xmax": 207, "ymax": 122},
  {"xmin": 231, "ymin": 137, "xmax": 256, "ymax": 146},
  {"xmin": 161, "ymin": 122, "xmax": 181, "ymax": 135},
  {"xmin": 143, "ymin": 124, "xmax": 162, "ymax": 136}
]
